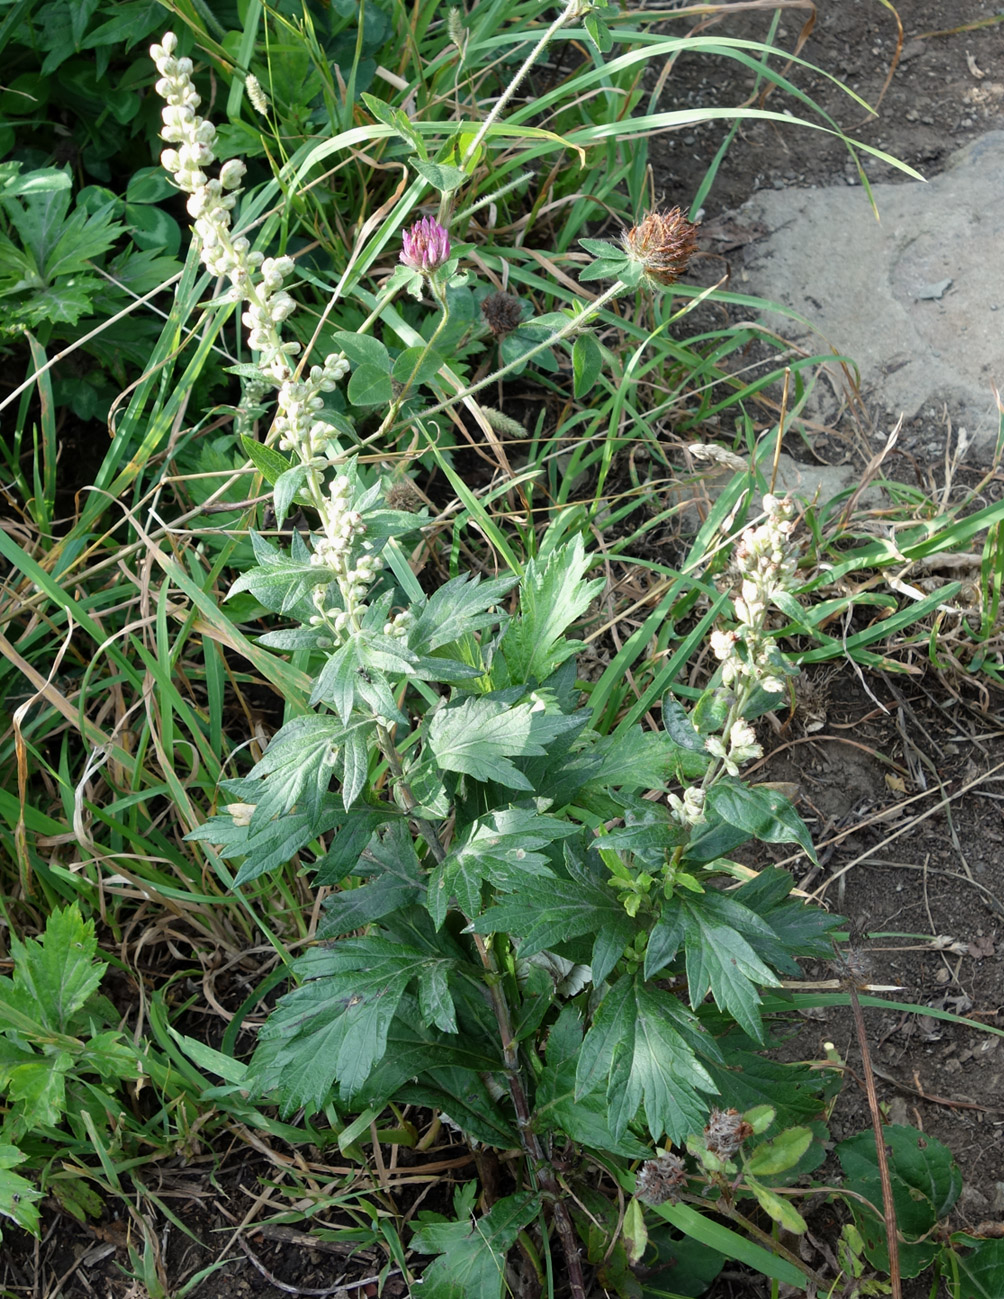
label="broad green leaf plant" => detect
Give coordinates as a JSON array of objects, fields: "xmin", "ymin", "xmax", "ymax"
[{"xmin": 150, "ymin": 23, "xmax": 845, "ymax": 1299}]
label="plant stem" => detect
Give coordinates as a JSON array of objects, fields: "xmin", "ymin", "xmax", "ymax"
[
  {"xmin": 385, "ymin": 278, "xmax": 626, "ymax": 435},
  {"xmin": 376, "ymin": 724, "xmax": 447, "ymax": 863},
  {"xmin": 847, "ymin": 978, "xmax": 902, "ymax": 1299},
  {"xmin": 372, "ymin": 285, "xmax": 452, "ymax": 442},
  {"xmin": 460, "ymin": 0, "xmax": 585, "ymax": 169},
  {"xmin": 471, "ymin": 932, "xmax": 588, "ymax": 1299}
]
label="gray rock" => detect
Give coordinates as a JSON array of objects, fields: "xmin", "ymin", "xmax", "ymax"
[{"xmin": 736, "ymin": 132, "xmax": 1004, "ymax": 454}]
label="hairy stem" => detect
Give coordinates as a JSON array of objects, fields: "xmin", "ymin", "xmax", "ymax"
[{"xmin": 372, "ymin": 278, "xmax": 626, "ymax": 441}]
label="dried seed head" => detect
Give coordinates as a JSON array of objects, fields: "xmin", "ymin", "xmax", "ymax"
[
  {"xmin": 635, "ymin": 1151, "xmax": 688, "ymax": 1206},
  {"xmin": 703, "ymin": 1107, "xmax": 754, "ymax": 1159},
  {"xmin": 385, "ymin": 479, "xmax": 424, "ymax": 512},
  {"xmin": 621, "ymin": 208, "xmax": 699, "ymax": 287},
  {"xmin": 480, "ymin": 291, "xmax": 524, "ymax": 337},
  {"xmin": 832, "ymin": 948, "xmax": 872, "ymax": 989}
]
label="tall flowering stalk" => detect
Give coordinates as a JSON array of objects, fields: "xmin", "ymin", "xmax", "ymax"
[
  {"xmin": 149, "ymin": 34, "xmax": 392, "ymax": 641},
  {"xmin": 669, "ymin": 494, "xmax": 799, "ymax": 828}
]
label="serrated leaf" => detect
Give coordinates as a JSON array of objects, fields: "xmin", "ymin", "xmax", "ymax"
[
  {"xmin": 707, "ymin": 778, "xmax": 818, "ymax": 865},
  {"xmin": 473, "ymin": 862, "xmax": 633, "ymax": 968},
  {"xmin": 228, "ymin": 531, "xmax": 324, "ymax": 615},
  {"xmin": 188, "ymin": 801, "xmax": 347, "ymax": 886},
  {"xmin": 678, "ymin": 894, "xmax": 781, "ymax": 1041},
  {"xmin": 6, "ymin": 904, "xmax": 104, "ymax": 1034},
  {"xmin": 4, "ymin": 1052, "xmax": 71, "ymax": 1126},
  {"xmin": 427, "ymin": 808, "xmax": 575, "ymax": 929},
  {"xmin": 244, "ymin": 715, "xmax": 349, "ymax": 830},
  {"xmin": 410, "ymin": 1190, "xmax": 540, "ymax": 1299},
  {"xmin": 429, "ymin": 695, "xmax": 579, "ymax": 790},
  {"xmin": 498, "ymin": 535, "xmax": 603, "ymax": 684},
  {"xmin": 576, "ymin": 975, "xmax": 716, "ymax": 1142},
  {"xmin": 410, "ymin": 572, "xmax": 516, "ymax": 655},
  {"xmin": 536, "ymin": 1009, "xmax": 649, "ymax": 1158},
  {"xmin": 251, "ymin": 937, "xmax": 436, "ymax": 1109}
]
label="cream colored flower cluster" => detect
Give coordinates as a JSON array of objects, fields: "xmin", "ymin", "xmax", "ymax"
[
  {"xmin": 712, "ymin": 493, "xmax": 797, "ymax": 698},
  {"xmin": 149, "ymin": 32, "xmax": 348, "ymax": 396},
  {"xmin": 700, "ymin": 493, "xmax": 799, "ymax": 780}
]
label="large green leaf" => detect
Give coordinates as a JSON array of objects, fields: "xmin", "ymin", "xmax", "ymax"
[
  {"xmin": 472, "ymin": 857, "xmax": 633, "ymax": 982},
  {"xmin": 678, "ymin": 892, "xmax": 783, "ymax": 1040},
  {"xmin": 409, "ymin": 572, "xmax": 516, "ymax": 655},
  {"xmin": 536, "ymin": 1008, "xmax": 649, "ymax": 1158},
  {"xmin": 429, "ymin": 694, "xmax": 580, "ymax": 790},
  {"xmin": 251, "ymin": 937, "xmax": 446, "ymax": 1110},
  {"xmin": 836, "ymin": 1125, "xmax": 961, "ymax": 1278},
  {"xmin": 951, "ymin": 1237, "xmax": 1004, "ymax": 1299},
  {"xmin": 576, "ymin": 975, "xmax": 716, "ymax": 1142},
  {"xmin": 411, "ymin": 1187, "xmax": 540, "ymax": 1299},
  {"xmin": 498, "ymin": 535, "xmax": 603, "ymax": 683},
  {"xmin": 706, "ymin": 778, "xmax": 818, "ymax": 864},
  {"xmin": 427, "ymin": 808, "xmax": 576, "ymax": 928}
]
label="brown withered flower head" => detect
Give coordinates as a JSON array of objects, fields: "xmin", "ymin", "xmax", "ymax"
[
  {"xmin": 703, "ymin": 1107, "xmax": 754, "ymax": 1159},
  {"xmin": 481, "ymin": 291, "xmax": 524, "ymax": 337},
  {"xmin": 635, "ymin": 1151, "xmax": 688, "ymax": 1206},
  {"xmin": 621, "ymin": 207, "xmax": 699, "ymax": 288}
]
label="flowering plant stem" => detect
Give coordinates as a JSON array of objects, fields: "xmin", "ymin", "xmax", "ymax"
[
  {"xmin": 388, "ymin": 278, "xmax": 626, "ymax": 435},
  {"xmin": 373, "ymin": 283, "xmax": 452, "ymax": 441}
]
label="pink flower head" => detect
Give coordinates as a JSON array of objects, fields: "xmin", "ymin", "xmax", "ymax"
[{"xmin": 400, "ymin": 216, "xmax": 451, "ymax": 274}]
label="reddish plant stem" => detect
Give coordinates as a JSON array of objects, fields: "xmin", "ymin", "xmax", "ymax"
[{"xmin": 847, "ymin": 980, "xmax": 902, "ymax": 1299}]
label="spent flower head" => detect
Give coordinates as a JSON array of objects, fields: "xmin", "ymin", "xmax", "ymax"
[
  {"xmin": 400, "ymin": 216, "xmax": 451, "ymax": 274},
  {"xmin": 621, "ymin": 208, "xmax": 699, "ymax": 288},
  {"xmin": 635, "ymin": 1151, "xmax": 688, "ymax": 1206}
]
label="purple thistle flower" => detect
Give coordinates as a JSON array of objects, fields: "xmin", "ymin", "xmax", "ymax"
[{"xmin": 400, "ymin": 216, "xmax": 451, "ymax": 274}]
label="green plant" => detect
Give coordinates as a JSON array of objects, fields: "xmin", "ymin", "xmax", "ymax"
[
  {"xmin": 0, "ymin": 904, "xmax": 139, "ymax": 1239},
  {"xmin": 142, "ymin": 27, "xmax": 860, "ymax": 1295}
]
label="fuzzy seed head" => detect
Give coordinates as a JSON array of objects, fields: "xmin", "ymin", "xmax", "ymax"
[
  {"xmin": 703, "ymin": 1108, "xmax": 754, "ymax": 1159},
  {"xmin": 621, "ymin": 208, "xmax": 699, "ymax": 287},
  {"xmin": 481, "ymin": 291, "xmax": 524, "ymax": 337},
  {"xmin": 635, "ymin": 1152, "xmax": 688, "ymax": 1206}
]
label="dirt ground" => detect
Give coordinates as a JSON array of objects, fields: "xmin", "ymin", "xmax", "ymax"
[
  {"xmin": 657, "ymin": 3, "xmax": 1004, "ymax": 1297},
  {"xmin": 4, "ymin": 4, "xmax": 1004, "ymax": 1297}
]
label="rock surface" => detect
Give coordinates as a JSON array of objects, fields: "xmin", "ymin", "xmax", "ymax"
[{"xmin": 737, "ymin": 131, "xmax": 1004, "ymax": 454}]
